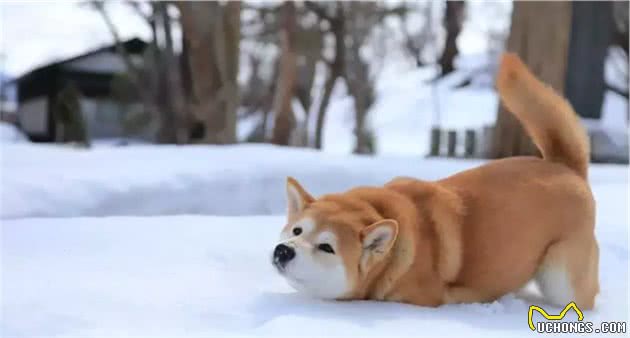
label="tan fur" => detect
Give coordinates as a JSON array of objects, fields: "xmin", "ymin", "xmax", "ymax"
[
  {"xmin": 496, "ymin": 53, "xmax": 590, "ymax": 178},
  {"xmin": 279, "ymin": 53, "xmax": 598, "ymax": 309}
]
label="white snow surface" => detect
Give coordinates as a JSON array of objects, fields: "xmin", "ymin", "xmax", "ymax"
[
  {"xmin": 0, "ymin": 122, "xmax": 26, "ymax": 144},
  {"xmin": 322, "ymin": 64, "xmax": 499, "ymax": 156},
  {"xmin": 2, "ymin": 144, "xmax": 490, "ymax": 219},
  {"xmin": 1, "ymin": 144, "xmax": 628, "ymax": 337}
]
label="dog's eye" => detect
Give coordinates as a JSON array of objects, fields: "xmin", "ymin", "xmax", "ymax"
[
  {"xmin": 293, "ymin": 227, "xmax": 302, "ymax": 236},
  {"xmin": 317, "ymin": 243, "xmax": 335, "ymax": 254}
]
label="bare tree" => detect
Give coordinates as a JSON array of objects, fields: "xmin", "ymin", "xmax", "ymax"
[
  {"xmin": 305, "ymin": 1, "xmax": 408, "ymax": 152},
  {"xmin": 54, "ymin": 84, "xmax": 90, "ymax": 146},
  {"xmin": 344, "ymin": 1, "xmax": 398, "ymax": 154},
  {"xmin": 438, "ymin": 1, "xmax": 465, "ymax": 76},
  {"xmin": 177, "ymin": 1, "xmax": 240, "ymax": 144},
  {"xmin": 240, "ymin": 55, "xmax": 275, "ymax": 142},
  {"xmin": 399, "ymin": 3, "xmax": 435, "ymax": 67},
  {"xmin": 491, "ymin": 1, "xmax": 572, "ymax": 158},
  {"xmin": 271, "ymin": 1, "xmax": 298, "ymax": 145},
  {"xmin": 240, "ymin": 3, "xmax": 324, "ymax": 146},
  {"xmin": 91, "ymin": 2, "xmax": 159, "ymax": 135},
  {"xmin": 306, "ymin": 2, "xmax": 345, "ymax": 150},
  {"xmin": 92, "ymin": 1, "xmax": 187, "ymax": 144},
  {"xmin": 293, "ymin": 9, "xmax": 324, "ymax": 147},
  {"xmin": 239, "ymin": 4, "xmax": 281, "ymax": 142},
  {"xmin": 155, "ymin": 2, "xmax": 188, "ymax": 144}
]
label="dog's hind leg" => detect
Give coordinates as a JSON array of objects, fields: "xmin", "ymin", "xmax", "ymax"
[{"xmin": 535, "ymin": 231, "xmax": 599, "ymax": 310}]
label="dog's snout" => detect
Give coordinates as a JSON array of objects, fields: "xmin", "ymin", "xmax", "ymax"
[{"xmin": 274, "ymin": 244, "xmax": 295, "ymax": 264}]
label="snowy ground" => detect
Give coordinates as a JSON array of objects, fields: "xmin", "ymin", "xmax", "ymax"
[
  {"xmin": 0, "ymin": 123, "xmax": 26, "ymax": 144},
  {"xmin": 1, "ymin": 144, "xmax": 489, "ymax": 219},
  {"xmin": 1, "ymin": 144, "xmax": 628, "ymax": 337}
]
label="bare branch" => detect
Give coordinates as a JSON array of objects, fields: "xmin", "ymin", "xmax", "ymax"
[
  {"xmin": 90, "ymin": 1, "xmax": 142, "ymax": 83},
  {"xmin": 126, "ymin": 1, "xmax": 153, "ymax": 24},
  {"xmin": 243, "ymin": 2, "xmax": 282, "ymax": 15},
  {"xmin": 374, "ymin": 5, "xmax": 409, "ymax": 24},
  {"xmin": 304, "ymin": 1, "xmax": 334, "ymax": 23}
]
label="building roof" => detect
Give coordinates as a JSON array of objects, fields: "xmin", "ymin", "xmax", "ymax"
[{"xmin": 14, "ymin": 38, "xmax": 147, "ymax": 84}]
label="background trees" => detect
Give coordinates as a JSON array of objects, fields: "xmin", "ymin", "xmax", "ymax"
[
  {"xmin": 178, "ymin": 1, "xmax": 241, "ymax": 144},
  {"xmin": 87, "ymin": 0, "xmax": 627, "ymax": 162},
  {"xmin": 490, "ymin": 0, "xmax": 627, "ymax": 159},
  {"xmin": 491, "ymin": 1, "xmax": 572, "ymax": 158}
]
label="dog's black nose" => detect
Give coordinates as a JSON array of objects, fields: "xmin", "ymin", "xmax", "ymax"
[{"xmin": 274, "ymin": 244, "xmax": 295, "ymax": 265}]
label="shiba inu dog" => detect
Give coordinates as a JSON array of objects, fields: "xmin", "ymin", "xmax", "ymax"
[{"xmin": 272, "ymin": 53, "xmax": 598, "ymax": 309}]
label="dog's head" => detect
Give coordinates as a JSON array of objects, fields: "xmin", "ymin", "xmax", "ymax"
[{"xmin": 271, "ymin": 177, "xmax": 399, "ymax": 300}]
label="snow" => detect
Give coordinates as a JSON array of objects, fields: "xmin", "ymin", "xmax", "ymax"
[
  {"xmin": 323, "ymin": 63, "xmax": 498, "ymax": 156},
  {"xmin": 323, "ymin": 53, "xmax": 627, "ymax": 159},
  {"xmin": 1, "ymin": 144, "xmax": 628, "ymax": 337},
  {"xmin": 1, "ymin": 2, "xmax": 155, "ymax": 76},
  {"xmin": 0, "ymin": 73, "xmax": 18, "ymax": 108},
  {"xmin": 1, "ymin": 3, "xmax": 628, "ymax": 333},
  {"xmin": 0, "ymin": 122, "xmax": 26, "ymax": 144},
  {"xmin": 1, "ymin": 144, "xmax": 485, "ymax": 219},
  {"xmin": 582, "ymin": 92, "xmax": 629, "ymax": 163}
]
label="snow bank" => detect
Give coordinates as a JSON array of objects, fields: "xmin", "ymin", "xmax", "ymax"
[
  {"xmin": 1, "ymin": 144, "xmax": 627, "ymax": 337},
  {"xmin": 1, "ymin": 144, "xmax": 486, "ymax": 219},
  {"xmin": 0, "ymin": 122, "xmax": 27, "ymax": 144},
  {"xmin": 3, "ymin": 207, "xmax": 627, "ymax": 337},
  {"xmin": 2, "ymin": 144, "xmax": 627, "ymax": 220}
]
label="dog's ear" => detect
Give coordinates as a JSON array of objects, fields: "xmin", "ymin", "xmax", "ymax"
[
  {"xmin": 286, "ymin": 177, "xmax": 314, "ymax": 219},
  {"xmin": 360, "ymin": 219, "xmax": 399, "ymax": 273}
]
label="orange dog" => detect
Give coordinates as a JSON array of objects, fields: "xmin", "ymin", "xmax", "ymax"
[{"xmin": 271, "ymin": 53, "xmax": 598, "ymax": 309}]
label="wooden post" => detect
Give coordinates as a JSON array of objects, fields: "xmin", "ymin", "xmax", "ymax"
[
  {"xmin": 447, "ymin": 130, "xmax": 457, "ymax": 157},
  {"xmin": 429, "ymin": 127, "xmax": 441, "ymax": 156},
  {"xmin": 589, "ymin": 131, "xmax": 596, "ymax": 162},
  {"xmin": 481, "ymin": 125, "xmax": 494, "ymax": 158},
  {"xmin": 464, "ymin": 129, "xmax": 476, "ymax": 158}
]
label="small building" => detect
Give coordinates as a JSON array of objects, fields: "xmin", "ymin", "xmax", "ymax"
[{"xmin": 14, "ymin": 38, "xmax": 147, "ymax": 142}]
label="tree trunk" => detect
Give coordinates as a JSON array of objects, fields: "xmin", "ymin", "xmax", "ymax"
[
  {"xmin": 271, "ymin": 2, "xmax": 298, "ymax": 145},
  {"xmin": 260, "ymin": 60, "xmax": 279, "ymax": 142},
  {"xmin": 180, "ymin": 31, "xmax": 202, "ymax": 141},
  {"xmin": 55, "ymin": 84, "xmax": 90, "ymax": 146},
  {"xmin": 218, "ymin": 1, "xmax": 240, "ymax": 144},
  {"xmin": 314, "ymin": 74, "xmax": 336, "ymax": 149},
  {"xmin": 438, "ymin": 1, "xmax": 465, "ymax": 76},
  {"xmin": 153, "ymin": 3, "xmax": 177, "ymax": 144},
  {"xmin": 565, "ymin": 1, "xmax": 614, "ymax": 119},
  {"xmin": 160, "ymin": 2, "xmax": 188, "ymax": 144},
  {"xmin": 346, "ymin": 48, "xmax": 375, "ymax": 154},
  {"xmin": 314, "ymin": 6, "xmax": 345, "ymax": 150},
  {"xmin": 490, "ymin": 1, "xmax": 572, "ymax": 158},
  {"xmin": 178, "ymin": 1, "xmax": 240, "ymax": 144}
]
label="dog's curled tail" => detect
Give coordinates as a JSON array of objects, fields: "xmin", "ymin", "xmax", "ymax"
[{"xmin": 496, "ymin": 53, "xmax": 590, "ymax": 179}]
